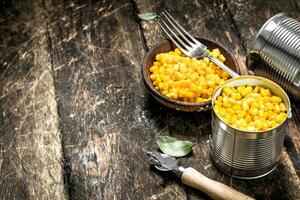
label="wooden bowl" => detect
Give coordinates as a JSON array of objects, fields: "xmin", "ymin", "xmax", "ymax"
[{"xmin": 142, "ymin": 38, "xmax": 240, "ymax": 112}]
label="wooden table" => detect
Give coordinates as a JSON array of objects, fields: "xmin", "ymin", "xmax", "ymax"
[{"xmin": 0, "ymin": 0, "xmax": 300, "ymax": 199}]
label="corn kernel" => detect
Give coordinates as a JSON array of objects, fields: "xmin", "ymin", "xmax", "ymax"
[
  {"xmin": 158, "ymin": 82, "xmax": 163, "ymax": 89},
  {"xmin": 270, "ymin": 121, "xmax": 278, "ymax": 128},
  {"xmin": 232, "ymin": 104, "xmax": 242, "ymax": 111},
  {"xmin": 223, "ymin": 101, "xmax": 231, "ymax": 108},
  {"xmin": 254, "ymin": 120, "xmax": 264, "ymax": 130},
  {"xmin": 223, "ymin": 86, "xmax": 233, "ymax": 96},
  {"xmin": 169, "ymin": 92, "xmax": 178, "ymax": 100},
  {"xmin": 258, "ymin": 109, "xmax": 267, "ymax": 119},
  {"xmin": 267, "ymin": 111, "xmax": 276, "ymax": 120},
  {"xmin": 274, "ymin": 104, "xmax": 281, "ymax": 113},
  {"xmin": 150, "ymin": 48, "xmax": 232, "ymax": 103},
  {"xmin": 218, "ymin": 54, "xmax": 226, "ymax": 63},
  {"xmin": 266, "ymin": 102, "xmax": 274, "ymax": 111},
  {"xmin": 249, "ymin": 108, "xmax": 259, "ymax": 116},
  {"xmin": 242, "ymin": 101, "xmax": 250, "ymax": 110},
  {"xmin": 237, "ymin": 85, "xmax": 246, "ymax": 94},
  {"xmin": 245, "ymin": 115, "xmax": 252, "ymax": 123},
  {"xmin": 279, "ymin": 103, "xmax": 287, "ymax": 112},
  {"xmin": 253, "ymin": 86, "xmax": 260, "ymax": 93},
  {"xmin": 271, "ymin": 96, "xmax": 282, "ymax": 104},
  {"xmin": 262, "ymin": 96, "xmax": 271, "ymax": 103},
  {"xmin": 211, "ymin": 49, "xmax": 220, "ymax": 58},
  {"xmin": 217, "ymin": 96, "xmax": 223, "ymax": 102},
  {"xmin": 275, "ymin": 113, "xmax": 287, "ymax": 123},
  {"xmin": 260, "ymin": 88, "xmax": 271, "ymax": 97},
  {"xmin": 251, "ymin": 102, "xmax": 259, "ymax": 109},
  {"xmin": 235, "ymin": 93, "xmax": 242, "ymax": 100},
  {"xmin": 237, "ymin": 111, "xmax": 246, "ymax": 119},
  {"xmin": 174, "ymin": 48, "xmax": 181, "ymax": 55},
  {"xmin": 150, "ymin": 65, "xmax": 158, "ymax": 72},
  {"xmin": 150, "ymin": 74, "xmax": 156, "ymax": 81},
  {"xmin": 197, "ymin": 98, "xmax": 204, "ymax": 103},
  {"xmin": 203, "ymin": 57, "xmax": 209, "ymax": 64},
  {"xmin": 240, "ymin": 87, "xmax": 252, "ymax": 97},
  {"xmin": 213, "ymin": 85, "xmax": 287, "ymax": 132}
]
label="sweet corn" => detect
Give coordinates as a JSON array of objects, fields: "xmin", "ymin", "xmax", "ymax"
[
  {"xmin": 271, "ymin": 96, "xmax": 282, "ymax": 104},
  {"xmin": 274, "ymin": 104, "xmax": 281, "ymax": 113},
  {"xmin": 242, "ymin": 101, "xmax": 250, "ymax": 110},
  {"xmin": 251, "ymin": 102, "xmax": 259, "ymax": 109},
  {"xmin": 253, "ymin": 86, "xmax": 260, "ymax": 93},
  {"xmin": 275, "ymin": 113, "xmax": 286, "ymax": 123},
  {"xmin": 249, "ymin": 107, "xmax": 259, "ymax": 116},
  {"xmin": 260, "ymin": 88, "xmax": 272, "ymax": 97},
  {"xmin": 279, "ymin": 103, "xmax": 287, "ymax": 112},
  {"xmin": 218, "ymin": 54, "xmax": 226, "ymax": 63},
  {"xmin": 245, "ymin": 115, "xmax": 252, "ymax": 123},
  {"xmin": 149, "ymin": 48, "xmax": 229, "ymax": 102},
  {"xmin": 266, "ymin": 102, "xmax": 274, "ymax": 111},
  {"xmin": 214, "ymin": 85, "xmax": 287, "ymax": 132}
]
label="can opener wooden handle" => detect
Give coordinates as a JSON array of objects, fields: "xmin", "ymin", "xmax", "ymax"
[{"xmin": 147, "ymin": 151, "xmax": 254, "ymax": 200}]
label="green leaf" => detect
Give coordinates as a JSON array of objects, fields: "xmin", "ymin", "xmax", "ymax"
[
  {"xmin": 137, "ymin": 12, "xmax": 157, "ymax": 21},
  {"xmin": 156, "ymin": 135, "xmax": 194, "ymax": 157}
]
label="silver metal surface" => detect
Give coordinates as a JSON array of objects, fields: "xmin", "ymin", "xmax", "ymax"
[
  {"xmin": 146, "ymin": 151, "xmax": 184, "ymax": 177},
  {"xmin": 249, "ymin": 13, "xmax": 300, "ymax": 100},
  {"xmin": 157, "ymin": 10, "xmax": 239, "ymax": 77},
  {"xmin": 210, "ymin": 76, "xmax": 291, "ymax": 179}
]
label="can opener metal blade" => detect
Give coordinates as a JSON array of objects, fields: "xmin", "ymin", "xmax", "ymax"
[{"xmin": 147, "ymin": 151, "xmax": 254, "ymax": 200}]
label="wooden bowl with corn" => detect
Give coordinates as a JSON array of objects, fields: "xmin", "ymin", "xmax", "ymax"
[{"xmin": 142, "ymin": 38, "xmax": 240, "ymax": 112}]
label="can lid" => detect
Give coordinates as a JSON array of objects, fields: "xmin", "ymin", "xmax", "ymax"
[{"xmin": 250, "ymin": 13, "xmax": 288, "ymax": 53}]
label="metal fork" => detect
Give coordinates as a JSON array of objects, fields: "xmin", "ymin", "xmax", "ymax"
[{"xmin": 157, "ymin": 11, "xmax": 239, "ymax": 78}]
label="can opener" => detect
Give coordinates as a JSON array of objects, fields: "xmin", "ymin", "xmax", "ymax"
[{"xmin": 147, "ymin": 151, "xmax": 254, "ymax": 200}]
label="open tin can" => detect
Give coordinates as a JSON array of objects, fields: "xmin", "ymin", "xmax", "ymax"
[
  {"xmin": 210, "ymin": 76, "xmax": 292, "ymax": 179},
  {"xmin": 248, "ymin": 13, "xmax": 300, "ymax": 101}
]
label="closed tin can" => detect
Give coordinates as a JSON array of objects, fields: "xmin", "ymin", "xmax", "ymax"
[
  {"xmin": 248, "ymin": 13, "xmax": 300, "ymax": 100},
  {"xmin": 210, "ymin": 76, "xmax": 292, "ymax": 179}
]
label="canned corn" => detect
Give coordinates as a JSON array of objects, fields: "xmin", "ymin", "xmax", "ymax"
[{"xmin": 210, "ymin": 76, "xmax": 292, "ymax": 179}]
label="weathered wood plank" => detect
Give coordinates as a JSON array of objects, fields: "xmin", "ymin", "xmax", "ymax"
[
  {"xmin": 135, "ymin": 0, "xmax": 300, "ymax": 199},
  {"xmin": 226, "ymin": 0, "xmax": 300, "ymax": 177},
  {"xmin": 0, "ymin": 0, "xmax": 66, "ymax": 199},
  {"xmin": 44, "ymin": 0, "xmax": 178, "ymax": 199},
  {"xmin": 225, "ymin": 0, "xmax": 300, "ymax": 49}
]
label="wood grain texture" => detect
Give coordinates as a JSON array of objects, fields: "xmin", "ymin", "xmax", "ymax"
[
  {"xmin": 135, "ymin": 0, "xmax": 300, "ymax": 199},
  {"xmin": 0, "ymin": 0, "xmax": 66, "ymax": 199},
  {"xmin": 44, "ymin": 0, "xmax": 177, "ymax": 199},
  {"xmin": 225, "ymin": 0, "xmax": 300, "ymax": 49}
]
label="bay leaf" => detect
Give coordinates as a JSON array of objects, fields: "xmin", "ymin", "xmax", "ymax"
[
  {"xmin": 137, "ymin": 12, "xmax": 157, "ymax": 21},
  {"xmin": 156, "ymin": 135, "xmax": 194, "ymax": 158}
]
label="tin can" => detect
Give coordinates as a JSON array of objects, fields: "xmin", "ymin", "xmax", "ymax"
[
  {"xmin": 248, "ymin": 13, "xmax": 300, "ymax": 101},
  {"xmin": 210, "ymin": 76, "xmax": 292, "ymax": 179}
]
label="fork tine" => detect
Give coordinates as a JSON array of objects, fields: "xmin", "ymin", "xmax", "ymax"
[
  {"xmin": 161, "ymin": 12, "xmax": 194, "ymax": 47},
  {"xmin": 157, "ymin": 16, "xmax": 190, "ymax": 54},
  {"xmin": 164, "ymin": 10, "xmax": 200, "ymax": 45},
  {"xmin": 157, "ymin": 20, "xmax": 189, "ymax": 55}
]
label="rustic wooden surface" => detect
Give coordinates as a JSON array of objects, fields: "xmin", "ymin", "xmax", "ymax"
[{"xmin": 0, "ymin": 0, "xmax": 299, "ymax": 199}]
